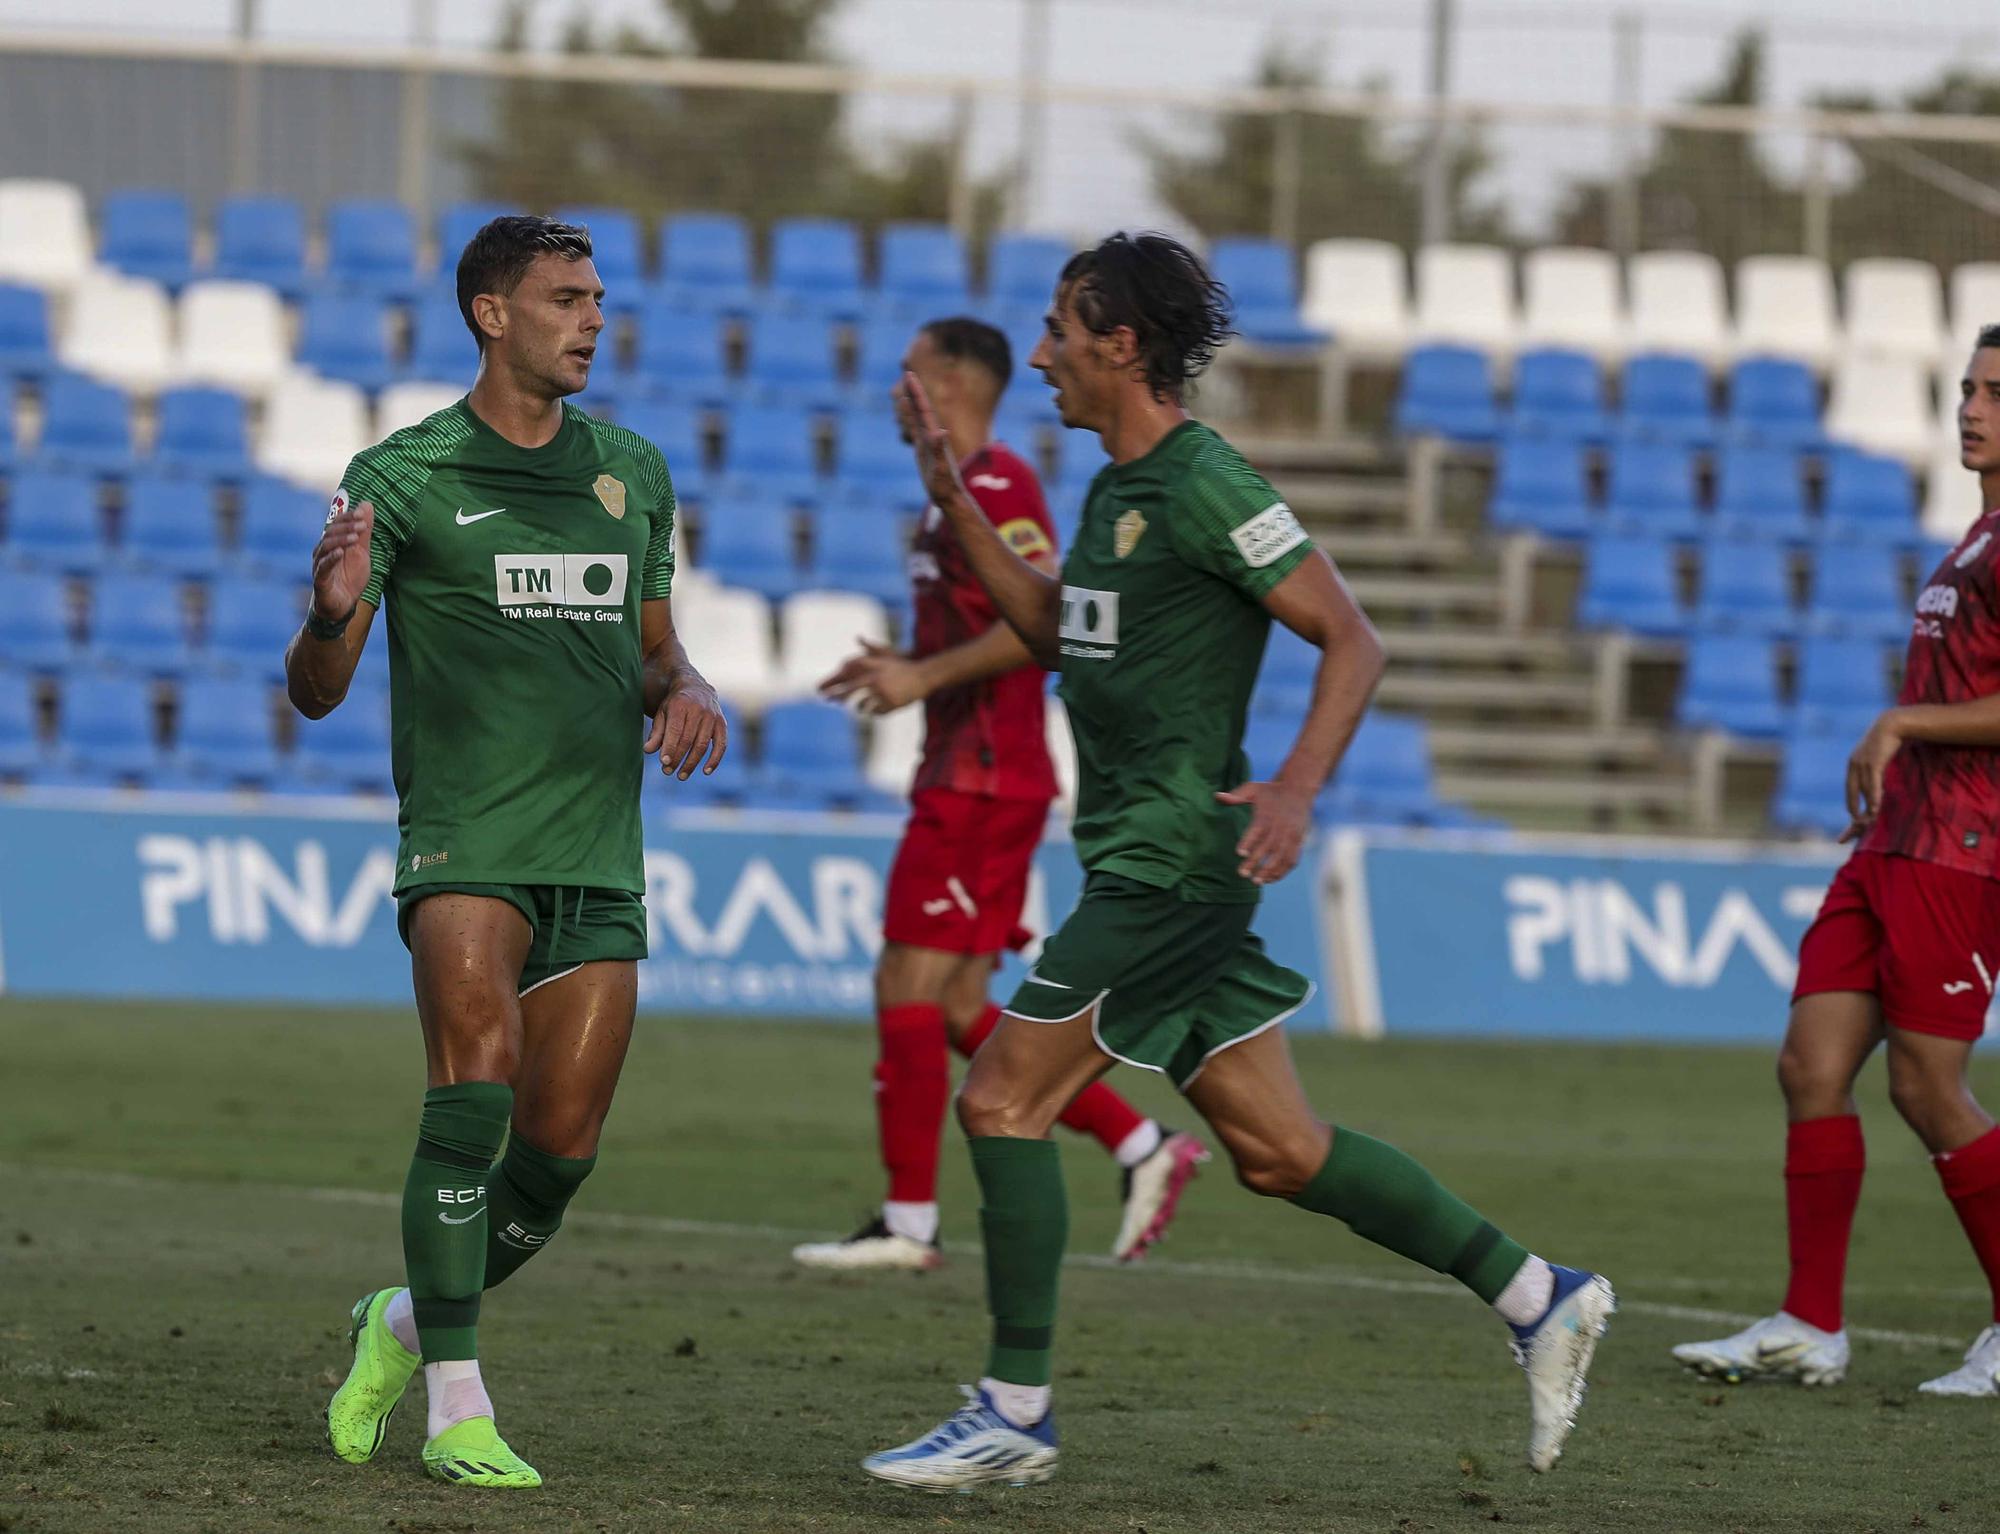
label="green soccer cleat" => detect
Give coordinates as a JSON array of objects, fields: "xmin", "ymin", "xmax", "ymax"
[
  {"xmin": 327, "ymin": 1288, "xmax": 420, "ymax": 1464},
  {"xmin": 421, "ymin": 1416, "xmax": 543, "ymax": 1488}
]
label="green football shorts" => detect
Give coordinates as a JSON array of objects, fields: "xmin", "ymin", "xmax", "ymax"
[
  {"xmin": 396, "ymin": 883, "xmax": 648, "ymax": 995},
  {"xmin": 1003, "ymin": 872, "xmax": 1315, "ymax": 1090}
]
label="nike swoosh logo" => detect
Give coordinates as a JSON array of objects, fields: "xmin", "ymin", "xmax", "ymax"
[
  {"xmin": 437, "ymin": 1207, "xmax": 483, "ymax": 1225},
  {"xmin": 1754, "ymin": 1341, "xmax": 1808, "ymax": 1362},
  {"xmin": 455, "ymin": 507, "xmax": 506, "ymax": 525},
  {"xmin": 1022, "ymin": 974, "xmax": 1071, "ymax": 989}
]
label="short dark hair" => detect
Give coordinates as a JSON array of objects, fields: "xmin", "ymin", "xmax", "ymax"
[
  {"xmin": 1978, "ymin": 323, "xmax": 2000, "ymax": 351},
  {"xmin": 1056, "ymin": 232, "xmax": 1234, "ymax": 401},
  {"xmin": 456, "ymin": 214, "xmax": 594, "ymax": 348},
  {"xmin": 919, "ymin": 316, "xmax": 1011, "ymax": 390}
]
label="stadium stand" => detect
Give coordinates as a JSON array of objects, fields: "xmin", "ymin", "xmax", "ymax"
[
  {"xmin": 1488, "ymin": 435, "xmax": 1592, "ymax": 540},
  {"xmin": 7, "ymin": 468, "xmax": 106, "ymax": 569},
  {"xmin": 1679, "ymin": 634, "xmax": 1786, "ymax": 739},
  {"xmin": 436, "ymin": 201, "xmax": 514, "ymax": 271},
  {"xmin": 1824, "ymin": 354, "xmax": 1934, "ymax": 467},
  {"xmin": 0, "ymin": 281, "xmax": 53, "ymax": 380},
  {"xmin": 172, "ymin": 280, "xmax": 289, "ymax": 399},
  {"xmin": 292, "ymin": 681, "xmax": 393, "ymax": 794},
  {"xmin": 99, "ymin": 189, "xmax": 195, "ymax": 291},
  {"xmin": 1724, "ymin": 357, "xmax": 1822, "ymax": 451},
  {"xmin": 657, "ymin": 212, "xmax": 758, "ymax": 316},
  {"xmin": 54, "ymin": 671, "xmax": 160, "ymax": 775},
  {"xmin": 235, "ymin": 479, "xmax": 326, "ymax": 577},
  {"xmin": 1519, "ymin": 247, "xmax": 1624, "ymax": 363},
  {"xmin": 1393, "ymin": 344, "xmax": 1501, "ymax": 442},
  {"xmin": 877, "ymin": 223, "xmax": 971, "ymax": 314},
  {"xmin": 325, "ymin": 199, "xmax": 421, "ymax": 301},
  {"xmin": 0, "ymin": 669, "xmax": 38, "ymax": 775},
  {"xmin": 0, "ymin": 572, "xmax": 77, "ymax": 668},
  {"xmin": 1578, "ymin": 533, "xmax": 1686, "ymax": 638},
  {"xmin": 120, "ymin": 475, "xmax": 223, "ymax": 577},
  {"xmin": 38, "ymin": 372, "xmax": 135, "ymax": 476},
  {"xmin": 1802, "ymin": 549, "xmax": 1909, "ymax": 643},
  {"xmin": 1822, "ymin": 451, "xmax": 1919, "ymax": 547},
  {"xmin": 213, "ymin": 195, "xmax": 308, "ymax": 297},
  {"xmin": 1507, "ymin": 348, "xmax": 1609, "ymax": 441},
  {"xmin": 672, "ymin": 583, "xmax": 779, "ymax": 712},
  {"xmin": 554, "ymin": 206, "xmax": 645, "ymax": 313},
  {"xmin": 988, "ymin": 233, "xmax": 1073, "ymax": 315},
  {"xmin": 155, "ymin": 387, "xmax": 251, "ymax": 480},
  {"xmin": 775, "ymin": 590, "xmax": 892, "ymax": 701},
  {"xmin": 743, "ymin": 311, "xmax": 844, "ymax": 409},
  {"xmin": 1712, "ymin": 444, "xmax": 1811, "ymax": 543},
  {"xmin": 176, "ymin": 676, "xmax": 281, "ymax": 784},
  {"xmin": 1603, "ymin": 440, "xmax": 1703, "ymax": 540},
  {"xmin": 296, "ymin": 292, "xmax": 396, "ymax": 394},
  {"xmin": 770, "ymin": 218, "xmax": 869, "ymax": 319},
  {"xmin": 0, "ymin": 178, "xmax": 93, "ymax": 296},
  {"xmin": 1733, "ymin": 254, "xmax": 1840, "ymax": 372},
  {"xmin": 200, "ymin": 576, "xmax": 306, "ymax": 680},
  {"xmin": 1412, "ymin": 243, "xmax": 1517, "ymax": 358},
  {"xmin": 755, "ymin": 699, "xmax": 882, "ymax": 810},
  {"xmin": 1210, "ymin": 237, "xmax": 1323, "ymax": 347},
  {"xmin": 1844, "ymin": 257, "xmax": 1945, "ymax": 366},
  {"xmin": 1627, "ymin": 250, "xmax": 1731, "ymax": 369},
  {"xmin": 60, "ymin": 270, "xmax": 173, "ymax": 394},
  {"xmin": 257, "ymin": 374, "xmax": 369, "ymax": 488},
  {"xmin": 1301, "ymin": 238, "xmax": 1410, "ymax": 365},
  {"xmin": 1948, "ymin": 263, "xmax": 2000, "ymax": 354},
  {"xmin": 1692, "ymin": 533, "xmax": 1794, "ymax": 636},
  {"xmin": 1618, "ymin": 353, "xmax": 1714, "ymax": 446}
]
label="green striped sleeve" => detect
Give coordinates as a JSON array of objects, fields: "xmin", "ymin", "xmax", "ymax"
[
  {"xmin": 637, "ymin": 443, "xmax": 676, "ymax": 601},
  {"xmin": 1166, "ymin": 436, "xmax": 1314, "ymax": 601},
  {"xmin": 347, "ymin": 409, "xmax": 468, "ymax": 606}
]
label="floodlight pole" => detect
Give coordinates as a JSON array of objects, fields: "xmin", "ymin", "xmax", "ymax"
[{"xmin": 1419, "ymin": 0, "xmax": 1456, "ymax": 248}]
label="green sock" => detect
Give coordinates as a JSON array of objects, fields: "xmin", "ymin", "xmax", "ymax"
[
  {"xmin": 400, "ymin": 1081, "xmax": 512, "ymax": 1363},
  {"xmin": 483, "ymin": 1132, "xmax": 596, "ymax": 1290},
  {"xmin": 971, "ymin": 1136, "xmax": 1068, "ymax": 1387},
  {"xmin": 1290, "ymin": 1128, "xmax": 1528, "ymax": 1304}
]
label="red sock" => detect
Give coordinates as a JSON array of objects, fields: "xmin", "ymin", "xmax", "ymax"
[
  {"xmin": 1781, "ymin": 1114, "xmax": 1866, "ymax": 1333},
  {"xmin": 951, "ymin": 1003, "xmax": 1147, "ymax": 1155},
  {"xmin": 1935, "ymin": 1125, "xmax": 2000, "ymax": 1325},
  {"xmin": 875, "ymin": 1003, "xmax": 949, "ymax": 1204},
  {"xmin": 954, "ymin": 1003, "xmax": 1002, "ymax": 1058}
]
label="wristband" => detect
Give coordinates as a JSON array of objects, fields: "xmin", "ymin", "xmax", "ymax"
[{"xmin": 305, "ymin": 600, "xmax": 358, "ymax": 641}]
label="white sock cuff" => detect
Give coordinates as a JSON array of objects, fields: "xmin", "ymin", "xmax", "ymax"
[
  {"xmin": 882, "ymin": 1201, "xmax": 939, "ymax": 1244},
  {"xmin": 1491, "ymin": 1254, "xmax": 1555, "ymax": 1328},
  {"xmin": 1113, "ymin": 1120, "xmax": 1164, "ymax": 1169},
  {"xmin": 980, "ymin": 1375, "xmax": 1051, "ymax": 1430}
]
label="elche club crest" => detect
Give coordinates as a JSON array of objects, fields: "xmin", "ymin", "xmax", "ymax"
[
  {"xmin": 594, "ymin": 473, "xmax": 627, "ymax": 520},
  {"xmin": 1113, "ymin": 509, "xmax": 1147, "ymax": 558}
]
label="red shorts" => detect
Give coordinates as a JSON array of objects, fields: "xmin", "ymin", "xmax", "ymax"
[
  {"xmin": 1794, "ymin": 850, "xmax": 2000, "ymax": 1039},
  {"xmin": 882, "ymin": 787, "xmax": 1051, "ymax": 955}
]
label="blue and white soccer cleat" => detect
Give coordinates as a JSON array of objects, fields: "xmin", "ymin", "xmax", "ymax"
[
  {"xmin": 1509, "ymin": 1264, "xmax": 1616, "ymax": 1472},
  {"xmin": 862, "ymin": 1385, "xmax": 1059, "ymax": 1491}
]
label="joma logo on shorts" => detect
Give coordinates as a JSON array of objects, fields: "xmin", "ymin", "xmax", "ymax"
[{"xmin": 494, "ymin": 553, "xmax": 628, "ymax": 607}]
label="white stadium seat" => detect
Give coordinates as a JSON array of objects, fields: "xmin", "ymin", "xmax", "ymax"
[
  {"xmin": 59, "ymin": 269, "xmax": 173, "ymax": 393},
  {"xmin": 373, "ymin": 381, "xmax": 461, "ymax": 442},
  {"xmin": 1412, "ymin": 244, "xmax": 1517, "ymax": 358},
  {"xmin": 173, "ymin": 280, "xmax": 289, "ymax": 398},
  {"xmin": 672, "ymin": 582, "xmax": 779, "ymax": 713},
  {"xmin": 774, "ymin": 589, "xmax": 891, "ymax": 701},
  {"xmin": 1947, "ymin": 263, "xmax": 2000, "ymax": 360},
  {"xmin": 1734, "ymin": 255, "xmax": 1839, "ymax": 371},
  {"xmin": 1301, "ymin": 239, "xmax": 1410, "ymax": 365},
  {"xmin": 1825, "ymin": 355, "xmax": 1934, "ymax": 468},
  {"xmin": 257, "ymin": 371, "xmax": 369, "ymax": 489},
  {"xmin": 1843, "ymin": 257, "xmax": 1944, "ymax": 366},
  {"xmin": 1519, "ymin": 247, "xmax": 1626, "ymax": 363},
  {"xmin": 0, "ymin": 178, "xmax": 94, "ymax": 296},
  {"xmin": 1924, "ymin": 436, "xmax": 1980, "ymax": 542},
  {"xmin": 863, "ymin": 694, "xmax": 923, "ymax": 798},
  {"xmin": 1627, "ymin": 251, "xmax": 1731, "ymax": 369}
]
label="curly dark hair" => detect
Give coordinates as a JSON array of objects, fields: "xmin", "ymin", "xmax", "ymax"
[
  {"xmin": 456, "ymin": 214, "xmax": 594, "ymax": 349},
  {"xmin": 1056, "ymin": 232, "xmax": 1234, "ymax": 401}
]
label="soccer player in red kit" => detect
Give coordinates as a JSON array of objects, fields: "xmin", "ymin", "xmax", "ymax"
[
  {"xmin": 1676, "ymin": 326, "xmax": 2000, "ymax": 1395},
  {"xmin": 792, "ymin": 317, "xmax": 1207, "ymax": 1273}
]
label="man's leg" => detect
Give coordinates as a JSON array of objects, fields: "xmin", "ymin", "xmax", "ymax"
[{"xmin": 1774, "ymin": 993, "xmax": 1882, "ymax": 1333}]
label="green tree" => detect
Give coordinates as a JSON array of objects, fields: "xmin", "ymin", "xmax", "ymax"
[{"xmin": 1134, "ymin": 45, "xmax": 1508, "ymax": 251}]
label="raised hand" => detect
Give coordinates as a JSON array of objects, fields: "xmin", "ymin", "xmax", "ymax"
[
  {"xmin": 819, "ymin": 637, "xmax": 926, "ymax": 715},
  {"xmin": 894, "ymin": 371, "xmax": 968, "ymax": 512},
  {"xmin": 311, "ymin": 496, "xmax": 375, "ymax": 621}
]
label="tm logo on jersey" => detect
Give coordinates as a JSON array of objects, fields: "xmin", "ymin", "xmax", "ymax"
[
  {"xmin": 1059, "ymin": 585, "xmax": 1120, "ymax": 659},
  {"xmin": 494, "ymin": 553, "xmax": 629, "ymax": 622}
]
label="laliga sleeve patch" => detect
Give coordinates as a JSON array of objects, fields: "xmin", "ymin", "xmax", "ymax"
[
  {"xmin": 327, "ymin": 486, "xmax": 350, "ymax": 525},
  {"xmin": 999, "ymin": 517, "xmax": 1053, "ymax": 558},
  {"xmin": 1229, "ymin": 501, "xmax": 1308, "ymax": 568}
]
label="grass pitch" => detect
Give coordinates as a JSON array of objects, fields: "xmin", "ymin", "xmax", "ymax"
[{"xmin": 3, "ymin": 999, "xmax": 1999, "ymax": 1534}]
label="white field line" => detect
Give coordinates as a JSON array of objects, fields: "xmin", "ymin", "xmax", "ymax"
[{"xmin": 18, "ymin": 1165, "xmax": 1965, "ymax": 1353}]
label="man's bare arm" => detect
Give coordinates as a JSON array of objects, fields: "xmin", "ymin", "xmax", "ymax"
[
  {"xmin": 640, "ymin": 597, "xmax": 729, "ymax": 779},
  {"xmin": 285, "ymin": 497, "xmax": 377, "ymax": 719}
]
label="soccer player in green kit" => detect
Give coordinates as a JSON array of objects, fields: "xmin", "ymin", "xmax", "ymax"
[
  {"xmin": 862, "ymin": 234, "xmax": 1614, "ymax": 1491},
  {"xmin": 289, "ymin": 216, "xmax": 727, "ymax": 1489}
]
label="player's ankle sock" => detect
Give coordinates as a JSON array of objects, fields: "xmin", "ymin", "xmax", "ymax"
[
  {"xmin": 953, "ymin": 1003, "xmax": 1002, "ymax": 1057},
  {"xmin": 482, "ymin": 1132, "xmax": 596, "ymax": 1290},
  {"xmin": 401, "ymin": 1081, "xmax": 512, "ymax": 1363},
  {"xmin": 385, "ymin": 1286, "xmax": 421, "ymax": 1356},
  {"xmin": 424, "ymin": 1358, "xmax": 494, "ymax": 1440},
  {"xmin": 970, "ymin": 1136, "xmax": 1068, "ymax": 1388},
  {"xmin": 883, "ymin": 1200, "xmax": 939, "ymax": 1243},
  {"xmin": 1111, "ymin": 1119, "xmax": 1164, "ymax": 1169},
  {"xmin": 1058, "ymin": 1082, "xmax": 1148, "ymax": 1157},
  {"xmin": 1781, "ymin": 1114, "xmax": 1866, "ymax": 1333},
  {"xmin": 1490, "ymin": 1253, "xmax": 1556, "ymax": 1327},
  {"xmin": 1934, "ymin": 1124, "xmax": 2000, "ymax": 1323},
  {"xmin": 877, "ymin": 1003, "xmax": 951, "ymax": 1204},
  {"xmin": 1290, "ymin": 1128, "xmax": 1530, "ymax": 1304},
  {"xmin": 979, "ymin": 1375, "xmax": 1051, "ymax": 1429}
]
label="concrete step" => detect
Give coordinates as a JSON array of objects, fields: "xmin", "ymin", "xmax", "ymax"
[
  {"xmin": 1316, "ymin": 532, "xmax": 1484, "ymax": 573},
  {"xmin": 1439, "ymin": 771, "xmax": 1696, "ymax": 818},
  {"xmin": 1376, "ymin": 626, "xmax": 1584, "ymax": 668},
  {"xmin": 1345, "ymin": 576, "xmax": 1503, "ymax": 622},
  {"xmin": 1374, "ymin": 672, "xmax": 1600, "ymax": 721},
  {"xmin": 1427, "ymin": 724, "xmax": 1674, "ymax": 771}
]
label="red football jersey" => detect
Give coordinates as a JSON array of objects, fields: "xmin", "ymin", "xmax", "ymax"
[
  {"xmin": 907, "ymin": 442, "xmax": 1059, "ymax": 802},
  {"xmin": 1862, "ymin": 507, "xmax": 2000, "ymax": 877}
]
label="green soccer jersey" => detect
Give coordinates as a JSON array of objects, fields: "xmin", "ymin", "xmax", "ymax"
[
  {"xmin": 1057, "ymin": 420, "xmax": 1314, "ymax": 903},
  {"xmin": 341, "ymin": 398, "xmax": 675, "ymax": 895}
]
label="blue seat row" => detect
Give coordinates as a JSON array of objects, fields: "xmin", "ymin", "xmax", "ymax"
[
  {"xmin": 1678, "ymin": 633, "xmax": 1895, "ymax": 746},
  {"xmin": 0, "ymin": 376, "xmax": 251, "ymax": 479},
  {"xmin": 0, "ymin": 474, "xmax": 332, "ymax": 578}
]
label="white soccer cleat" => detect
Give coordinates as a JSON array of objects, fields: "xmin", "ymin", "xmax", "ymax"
[
  {"xmin": 1111, "ymin": 1128, "xmax": 1209, "ymax": 1262},
  {"xmin": 862, "ymin": 1384, "xmax": 1058, "ymax": 1491},
  {"xmin": 791, "ymin": 1213, "xmax": 944, "ymax": 1272},
  {"xmin": 1918, "ymin": 1324, "xmax": 2000, "ymax": 1397},
  {"xmin": 1510, "ymin": 1265, "xmax": 1616, "ymax": 1472},
  {"xmin": 1671, "ymin": 1311, "xmax": 1849, "ymax": 1386}
]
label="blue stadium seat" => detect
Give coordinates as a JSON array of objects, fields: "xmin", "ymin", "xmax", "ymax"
[
  {"xmin": 88, "ymin": 571, "xmax": 193, "ymax": 672},
  {"xmin": 808, "ymin": 513, "xmax": 908, "ymax": 606},
  {"xmin": 1393, "ymin": 345, "xmax": 1500, "ymax": 443},
  {"xmin": 324, "ymin": 200, "xmax": 420, "ymax": 300},
  {"xmin": 742, "ymin": 311, "xmax": 843, "ymax": 409},
  {"xmin": 1617, "ymin": 353, "xmax": 1714, "ymax": 446},
  {"xmin": 1712, "ymin": 444, "xmax": 1810, "ymax": 542},
  {"xmin": 0, "ymin": 670, "xmax": 39, "ymax": 775},
  {"xmin": 656, "ymin": 213, "xmax": 757, "ymax": 315},
  {"xmin": 1794, "ymin": 635, "xmax": 1891, "ymax": 725},
  {"xmin": 174, "ymin": 675, "xmax": 280, "ymax": 784},
  {"xmin": 297, "ymin": 293, "xmax": 394, "ymax": 394},
  {"xmin": 1726, "ymin": 357, "xmax": 1824, "ymax": 451},
  {"xmin": 0, "ymin": 283, "xmax": 54, "ymax": 382},
  {"xmin": 37, "ymin": 373, "xmax": 134, "ymax": 476},
  {"xmin": 120, "ymin": 475, "xmax": 222, "ymax": 578},
  {"xmin": 1322, "ymin": 712, "xmax": 1449, "ymax": 825},
  {"xmin": 292, "ymin": 682, "xmax": 392, "ymax": 792},
  {"xmin": 1488, "ymin": 435, "xmax": 1592, "ymax": 540},
  {"xmin": 628, "ymin": 300, "xmax": 731, "ymax": 404},
  {"xmin": 0, "ymin": 390, "xmax": 14, "ymax": 471},
  {"xmin": 756, "ymin": 699, "xmax": 875, "ymax": 809},
  {"xmin": 56, "ymin": 671, "xmax": 160, "ymax": 770},
  {"xmin": 1577, "ymin": 532, "xmax": 1686, "ymax": 638},
  {"xmin": 1210, "ymin": 237, "xmax": 1323, "ymax": 347},
  {"xmin": 100, "ymin": 189, "xmax": 194, "ymax": 290},
  {"xmin": 1509, "ymin": 348, "xmax": 1610, "ymax": 440},
  {"xmin": 435, "ymin": 201, "xmax": 514, "ymax": 269},
  {"xmin": 996, "ymin": 401, "xmax": 1055, "ymax": 469},
  {"xmin": 832, "ymin": 408, "xmax": 919, "ymax": 501},
  {"xmin": 1803, "ymin": 548, "xmax": 1908, "ymax": 643},
  {"xmin": 1252, "ymin": 621, "xmax": 1318, "ymax": 717},
  {"xmin": 0, "ymin": 570, "xmax": 76, "ymax": 668},
  {"xmin": 1821, "ymin": 451, "xmax": 1918, "ymax": 547},
  {"xmin": 1692, "ymin": 533, "xmax": 1795, "ymax": 636},
  {"xmin": 1771, "ymin": 721, "xmax": 1852, "ymax": 837},
  {"xmin": 214, "ymin": 195, "xmax": 308, "ymax": 297},
  {"xmin": 1680, "ymin": 634, "xmax": 1785, "ymax": 738},
  {"xmin": 878, "ymin": 223, "xmax": 971, "ymax": 312},
  {"xmin": 986, "ymin": 233, "xmax": 1071, "ymax": 312},
  {"xmin": 850, "ymin": 315, "xmax": 914, "ymax": 403},
  {"xmin": 613, "ymin": 398, "xmax": 707, "ymax": 503},
  {"xmin": 718, "ymin": 405, "xmax": 823, "ymax": 503},
  {"xmin": 406, "ymin": 289, "xmax": 476, "ymax": 382},
  {"xmin": 769, "ymin": 218, "xmax": 868, "ymax": 319},
  {"xmin": 154, "ymin": 387, "xmax": 250, "ymax": 480},
  {"xmin": 701, "ymin": 500, "xmax": 798, "ymax": 602},
  {"xmin": 201, "ymin": 576, "xmax": 306, "ymax": 679},
  {"xmin": 234, "ymin": 479, "xmax": 325, "ymax": 578},
  {"xmin": 1603, "ymin": 440, "xmax": 1703, "ymax": 539},
  {"xmin": 6, "ymin": 468, "xmax": 106, "ymax": 571},
  {"xmin": 554, "ymin": 206, "xmax": 645, "ymax": 312}
]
